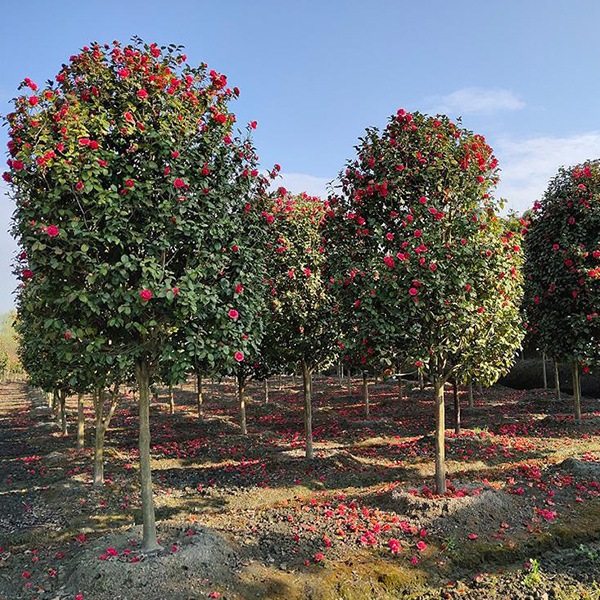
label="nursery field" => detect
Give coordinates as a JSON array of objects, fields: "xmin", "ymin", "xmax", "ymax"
[{"xmin": 2, "ymin": 377, "xmax": 600, "ymax": 600}]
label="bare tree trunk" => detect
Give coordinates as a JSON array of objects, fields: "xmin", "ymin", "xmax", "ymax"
[
  {"xmin": 419, "ymin": 370, "xmax": 424, "ymax": 391},
  {"xmin": 572, "ymin": 361, "xmax": 582, "ymax": 425},
  {"xmin": 135, "ymin": 359, "xmax": 161, "ymax": 553},
  {"xmin": 337, "ymin": 362, "xmax": 343, "ymax": 386},
  {"xmin": 48, "ymin": 391, "xmax": 55, "ymax": 411},
  {"xmin": 468, "ymin": 379, "xmax": 474, "ymax": 409},
  {"xmin": 264, "ymin": 379, "xmax": 269, "ymax": 403},
  {"xmin": 554, "ymin": 360, "xmax": 561, "ymax": 400},
  {"xmin": 453, "ymin": 380, "xmax": 461, "ymax": 435},
  {"xmin": 196, "ymin": 374, "xmax": 203, "ymax": 416},
  {"xmin": 362, "ymin": 371, "xmax": 369, "ymax": 417},
  {"xmin": 302, "ymin": 359, "xmax": 313, "ymax": 460},
  {"xmin": 398, "ymin": 375, "xmax": 403, "ymax": 401},
  {"xmin": 168, "ymin": 386, "xmax": 175, "ymax": 414},
  {"xmin": 542, "ymin": 352, "xmax": 548, "ymax": 389},
  {"xmin": 76, "ymin": 393, "xmax": 85, "ymax": 450},
  {"xmin": 347, "ymin": 369, "xmax": 351, "ymax": 396},
  {"xmin": 434, "ymin": 378, "xmax": 446, "ymax": 494},
  {"xmin": 238, "ymin": 378, "xmax": 247, "ymax": 435},
  {"xmin": 59, "ymin": 390, "xmax": 68, "ymax": 435}
]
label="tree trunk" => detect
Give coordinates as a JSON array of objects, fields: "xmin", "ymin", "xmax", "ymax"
[
  {"xmin": 453, "ymin": 380, "xmax": 461, "ymax": 435},
  {"xmin": 398, "ymin": 375, "xmax": 403, "ymax": 401},
  {"xmin": 362, "ymin": 371, "xmax": 369, "ymax": 417},
  {"xmin": 554, "ymin": 360, "xmax": 561, "ymax": 400},
  {"xmin": 572, "ymin": 361, "xmax": 582, "ymax": 425},
  {"xmin": 238, "ymin": 378, "xmax": 247, "ymax": 435},
  {"xmin": 542, "ymin": 352, "xmax": 548, "ymax": 389},
  {"xmin": 196, "ymin": 374, "xmax": 203, "ymax": 416},
  {"xmin": 347, "ymin": 369, "xmax": 351, "ymax": 396},
  {"xmin": 48, "ymin": 391, "xmax": 55, "ymax": 411},
  {"xmin": 135, "ymin": 359, "xmax": 161, "ymax": 553},
  {"xmin": 168, "ymin": 386, "xmax": 175, "ymax": 415},
  {"xmin": 434, "ymin": 378, "xmax": 446, "ymax": 494},
  {"xmin": 59, "ymin": 390, "xmax": 68, "ymax": 435},
  {"xmin": 419, "ymin": 370, "xmax": 424, "ymax": 391},
  {"xmin": 337, "ymin": 362, "xmax": 343, "ymax": 386},
  {"xmin": 264, "ymin": 379, "xmax": 269, "ymax": 403},
  {"xmin": 92, "ymin": 387, "xmax": 119, "ymax": 487},
  {"xmin": 468, "ymin": 379, "xmax": 474, "ymax": 409},
  {"xmin": 302, "ymin": 360, "xmax": 314, "ymax": 460},
  {"xmin": 76, "ymin": 393, "xmax": 85, "ymax": 450}
]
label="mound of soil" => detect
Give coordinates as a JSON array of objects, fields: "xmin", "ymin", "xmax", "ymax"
[
  {"xmin": 390, "ymin": 484, "xmax": 529, "ymax": 538},
  {"xmin": 62, "ymin": 525, "xmax": 242, "ymax": 600},
  {"xmin": 556, "ymin": 458, "xmax": 600, "ymax": 480}
]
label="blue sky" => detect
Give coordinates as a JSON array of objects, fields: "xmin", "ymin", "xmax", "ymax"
[{"xmin": 1, "ymin": 0, "xmax": 600, "ymax": 312}]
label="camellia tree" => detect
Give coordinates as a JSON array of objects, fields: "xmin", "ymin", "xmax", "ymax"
[
  {"xmin": 5, "ymin": 39, "xmax": 271, "ymax": 551},
  {"xmin": 523, "ymin": 160, "xmax": 600, "ymax": 424},
  {"xmin": 263, "ymin": 191, "xmax": 339, "ymax": 459},
  {"xmin": 327, "ymin": 110, "xmax": 524, "ymax": 493}
]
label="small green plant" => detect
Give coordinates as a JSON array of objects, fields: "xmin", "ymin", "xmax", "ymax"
[
  {"xmin": 576, "ymin": 543, "xmax": 600, "ymax": 562},
  {"xmin": 442, "ymin": 535, "xmax": 458, "ymax": 554},
  {"xmin": 522, "ymin": 558, "xmax": 542, "ymax": 588}
]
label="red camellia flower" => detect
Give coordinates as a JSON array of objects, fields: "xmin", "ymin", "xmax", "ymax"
[
  {"xmin": 125, "ymin": 179, "xmax": 135, "ymax": 188},
  {"xmin": 234, "ymin": 351, "xmax": 244, "ymax": 362},
  {"xmin": 79, "ymin": 138, "xmax": 90, "ymax": 146},
  {"xmin": 23, "ymin": 269, "xmax": 34, "ymax": 279},
  {"xmin": 409, "ymin": 287, "xmax": 418, "ymax": 296},
  {"xmin": 47, "ymin": 225, "xmax": 59, "ymax": 238},
  {"xmin": 173, "ymin": 178, "xmax": 185, "ymax": 188},
  {"xmin": 172, "ymin": 286, "xmax": 179, "ymax": 295},
  {"xmin": 235, "ymin": 284, "xmax": 243, "ymax": 293},
  {"xmin": 64, "ymin": 332, "xmax": 72, "ymax": 340},
  {"xmin": 229, "ymin": 309, "xmax": 239, "ymax": 319},
  {"xmin": 140, "ymin": 289, "xmax": 153, "ymax": 302},
  {"xmin": 250, "ymin": 120, "xmax": 257, "ymax": 129},
  {"xmin": 137, "ymin": 89, "xmax": 148, "ymax": 99},
  {"xmin": 75, "ymin": 181, "xmax": 84, "ymax": 190}
]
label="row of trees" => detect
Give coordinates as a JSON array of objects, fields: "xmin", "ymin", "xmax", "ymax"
[{"xmin": 5, "ymin": 38, "xmax": 551, "ymax": 551}]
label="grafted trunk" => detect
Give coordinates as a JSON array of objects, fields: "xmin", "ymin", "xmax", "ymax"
[
  {"xmin": 572, "ymin": 361, "xmax": 582, "ymax": 425},
  {"xmin": 238, "ymin": 378, "xmax": 247, "ymax": 435},
  {"xmin": 468, "ymin": 379, "xmax": 474, "ymax": 409},
  {"xmin": 554, "ymin": 360, "xmax": 561, "ymax": 400},
  {"xmin": 93, "ymin": 386, "xmax": 119, "ymax": 487},
  {"xmin": 434, "ymin": 378, "xmax": 446, "ymax": 494},
  {"xmin": 362, "ymin": 371, "xmax": 369, "ymax": 417},
  {"xmin": 76, "ymin": 393, "xmax": 85, "ymax": 450},
  {"xmin": 302, "ymin": 360, "xmax": 314, "ymax": 460},
  {"xmin": 168, "ymin": 386, "xmax": 175, "ymax": 415},
  {"xmin": 135, "ymin": 359, "xmax": 161, "ymax": 553},
  {"xmin": 542, "ymin": 352, "xmax": 548, "ymax": 389},
  {"xmin": 453, "ymin": 380, "xmax": 461, "ymax": 435}
]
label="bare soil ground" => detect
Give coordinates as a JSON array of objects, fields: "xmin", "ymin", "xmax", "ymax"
[{"xmin": 2, "ymin": 376, "xmax": 600, "ymax": 599}]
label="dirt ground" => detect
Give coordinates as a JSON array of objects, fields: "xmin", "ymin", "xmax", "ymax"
[{"xmin": 2, "ymin": 376, "xmax": 600, "ymax": 600}]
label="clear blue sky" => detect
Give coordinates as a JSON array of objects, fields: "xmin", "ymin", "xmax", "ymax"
[{"xmin": 2, "ymin": 0, "xmax": 600, "ymax": 312}]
